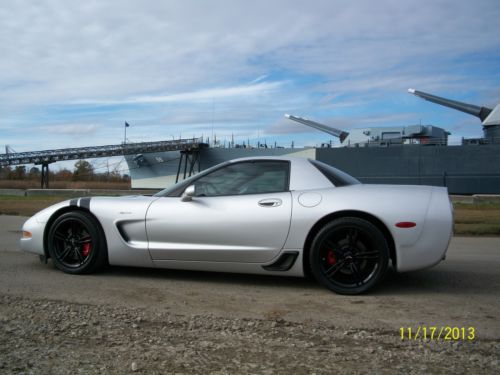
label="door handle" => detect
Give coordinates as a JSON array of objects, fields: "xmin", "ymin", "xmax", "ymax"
[{"xmin": 258, "ymin": 198, "xmax": 282, "ymax": 207}]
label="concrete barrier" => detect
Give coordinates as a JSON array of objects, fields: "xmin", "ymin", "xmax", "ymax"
[
  {"xmin": 449, "ymin": 195, "xmax": 500, "ymax": 204},
  {"xmin": 449, "ymin": 195, "xmax": 474, "ymax": 204},
  {"xmin": 0, "ymin": 189, "xmax": 27, "ymax": 197},
  {"xmin": 26, "ymin": 189, "xmax": 90, "ymax": 197},
  {"xmin": 80, "ymin": 189, "xmax": 160, "ymax": 196},
  {"xmin": 1, "ymin": 189, "xmax": 159, "ymax": 198},
  {"xmin": 473, "ymin": 194, "xmax": 500, "ymax": 204}
]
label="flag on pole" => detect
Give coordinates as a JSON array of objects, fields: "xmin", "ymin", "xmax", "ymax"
[{"xmin": 125, "ymin": 122, "xmax": 130, "ymax": 127}]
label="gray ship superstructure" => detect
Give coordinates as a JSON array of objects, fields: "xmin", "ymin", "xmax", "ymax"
[{"xmin": 285, "ymin": 114, "xmax": 449, "ymax": 146}]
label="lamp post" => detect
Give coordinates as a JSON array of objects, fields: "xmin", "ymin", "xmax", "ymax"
[{"xmin": 124, "ymin": 122, "xmax": 130, "ymax": 144}]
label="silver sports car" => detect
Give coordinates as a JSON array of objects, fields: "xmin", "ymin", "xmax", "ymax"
[{"xmin": 21, "ymin": 157, "xmax": 453, "ymax": 294}]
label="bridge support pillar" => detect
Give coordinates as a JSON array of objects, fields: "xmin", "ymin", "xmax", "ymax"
[
  {"xmin": 176, "ymin": 149, "xmax": 201, "ymax": 183},
  {"xmin": 41, "ymin": 163, "xmax": 50, "ymax": 188}
]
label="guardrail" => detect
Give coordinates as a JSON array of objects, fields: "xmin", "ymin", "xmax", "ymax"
[{"xmin": 0, "ymin": 189, "xmax": 160, "ymax": 197}]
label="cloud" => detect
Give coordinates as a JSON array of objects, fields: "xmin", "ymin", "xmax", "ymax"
[
  {"xmin": 41, "ymin": 123, "xmax": 101, "ymax": 136},
  {"xmin": 2, "ymin": 1, "xmax": 499, "ymax": 106},
  {"xmin": 71, "ymin": 81, "xmax": 285, "ymax": 105},
  {"xmin": 1, "ymin": 0, "xmax": 499, "ymax": 153},
  {"xmin": 250, "ymin": 75, "xmax": 268, "ymax": 84}
]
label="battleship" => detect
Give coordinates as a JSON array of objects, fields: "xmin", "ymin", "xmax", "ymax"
[{"xmin": 124, "ymin": 89, "xmax": 500, "ymax": 194}]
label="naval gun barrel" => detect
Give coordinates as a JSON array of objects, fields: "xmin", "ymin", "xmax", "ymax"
[
  {"xmin": 408, "ymin": 88, "xmax": 492, "ymax": 122},
  {"xmin": 285, "ymin": 114, "xmax": 349, "ymax": 143}
]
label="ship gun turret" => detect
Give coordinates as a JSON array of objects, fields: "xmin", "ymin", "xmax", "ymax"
[
  {"xmin": 285, "ymin": 114, "xmax": 349, "ymax": 143},
  {"xmin": 285, "ymin": 113, "xmax": 449, "ymax": 147},
  {"xmin": 408, "ymin": 88, "xmax": 500, "ymax": 141}
]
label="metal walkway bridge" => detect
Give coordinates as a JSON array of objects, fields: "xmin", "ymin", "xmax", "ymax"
[{"xmin": 0, "ymin": 138, "xmax": 204, "ymax": 188}]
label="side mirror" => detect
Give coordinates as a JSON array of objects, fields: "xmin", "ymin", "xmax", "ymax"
[{"xmin": 181, "ymin": 185, "xmax": 195, "ymax": 202}]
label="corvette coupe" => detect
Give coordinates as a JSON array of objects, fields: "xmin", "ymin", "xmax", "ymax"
[{"xmin": 21, "ymin": 157, "xmax": 453, "ymax": 294}]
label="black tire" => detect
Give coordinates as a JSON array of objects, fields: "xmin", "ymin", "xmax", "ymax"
[
  {"xmin": 47, "ymin": 211, "xmax": 107, "ymax": 274},
  {"xmin": 309, "ymin": 217, "xmax": 389, "ymax": 295}
]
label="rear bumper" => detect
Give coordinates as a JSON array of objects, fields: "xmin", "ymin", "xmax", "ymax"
[{"xmin": 396, "ymin": 188, "xmax": 453, "ymax": 272}]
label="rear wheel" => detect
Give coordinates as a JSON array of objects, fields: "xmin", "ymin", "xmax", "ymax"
[
  {"xmin": 47, "ymin": 211, "xmax": 107, "ymax": 274},
  {"xmin": 310, "ymin": 217, "xmax": 389, "ymax": 295}
]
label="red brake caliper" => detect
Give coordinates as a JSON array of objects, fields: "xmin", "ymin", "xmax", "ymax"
[
  {"xmin": 82, "ymin": 243, "xmax": 92, "ymax": 257},
  {"xmin": 327, "ymin": 250, "xmax": 336, "ymax": 265}
]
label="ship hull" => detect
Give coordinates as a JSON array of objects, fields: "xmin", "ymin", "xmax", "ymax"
[
  {"xmin": 125, "ymin": 144, "xmax": 500, "ymax": 194},
  {"xmin": 318, "ymin": 144, "xmax": 500, "ymax": 195}
]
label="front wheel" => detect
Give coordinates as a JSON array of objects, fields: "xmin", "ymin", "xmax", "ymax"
[
  {"xmin": 309, "ymin": 217, "xmax": 389, "ymax": 295},
  {"xmin": 47, "ymin": 211, "xmax": 107, "ymax": 274}
]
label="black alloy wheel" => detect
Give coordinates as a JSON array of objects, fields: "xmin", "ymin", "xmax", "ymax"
[
  {"xmin": 310, "ymin": 217, "xmax": 389, "ymax": 295},
  {"xmin": 47, "ymin": 211, "xmax": 107, "ymax": 274}
]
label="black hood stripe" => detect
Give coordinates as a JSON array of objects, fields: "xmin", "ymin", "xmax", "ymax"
[
  {"xmin": 69, "ymin": 197, "xmax": 91, "ymax": 209},
  {"xmin": 79, "ymin": 197, "xmax": 91, "ymax": 210}
]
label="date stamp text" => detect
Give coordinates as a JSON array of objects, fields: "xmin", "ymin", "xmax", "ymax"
[{"xmin": 400, "ymin": 326, "xmax": 475, "ymax": 341}]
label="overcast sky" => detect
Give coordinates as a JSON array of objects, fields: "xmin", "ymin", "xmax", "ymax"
[{"xmin": 1, "ymin": 0, "xmax": 499, "ymax": 172}]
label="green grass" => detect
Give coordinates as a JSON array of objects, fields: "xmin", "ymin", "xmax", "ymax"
[
  {"xmin": 453, "ymin": 202, "xmax": 500, "ymax": 210},
  {"xmin": 453, "ymin": 202, "xmax": 500, "ymax": 236},
  {"xmin": 0, "ymin": 195, "xmax": 68, "ymax": 216}
]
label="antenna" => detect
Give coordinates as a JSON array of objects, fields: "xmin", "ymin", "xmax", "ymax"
[{"xmin": 211, "ymin": 98, "xmax": 215, "ymax": 147}]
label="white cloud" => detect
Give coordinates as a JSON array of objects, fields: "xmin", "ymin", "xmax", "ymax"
[
  {"xmin": 1, "ymin": 1, "xmax": 498, "ymax": 106},
  {"xmin": 72, "ymin": 81, "xmax": 285, "ymax": 105},
  {"xmin": 1, "ymin": 0, "xmax": 499, "ymax": 151},
  {"xmin": 40, "ymin": 123, "xmax": 101, "ymax": 135}
]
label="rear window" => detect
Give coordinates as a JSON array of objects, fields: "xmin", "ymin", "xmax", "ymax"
[{"xmin": 309, "ymin": 159, "xmax": 360, "ymax": 187}]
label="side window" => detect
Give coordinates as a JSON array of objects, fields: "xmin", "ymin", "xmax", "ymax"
[{"xmin": 193, "ymin": 161, "xmax": 289, "ymax": 197}]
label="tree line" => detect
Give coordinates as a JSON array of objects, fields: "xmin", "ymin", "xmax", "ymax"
[{"xmin": 0, "ymin": 160, "xmax": 130, "ymax": 183}]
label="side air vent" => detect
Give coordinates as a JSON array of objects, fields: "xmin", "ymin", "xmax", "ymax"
[
  {"xmin": 116, "ymin": 223, "xmax": 130, "ymax": 242},
  {"xmin": 262, "ymin": 252, "xmax": 299, "ymax": 272}
]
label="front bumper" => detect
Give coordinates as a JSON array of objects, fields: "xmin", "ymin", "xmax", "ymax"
[{"xmin": 19, "ymin": 216, "xmax": 45, "ymax": 256}]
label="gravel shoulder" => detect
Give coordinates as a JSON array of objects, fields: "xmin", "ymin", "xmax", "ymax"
[{"xmin": 1, "ymin": 295, "xmax": 499, "ymax": 374}]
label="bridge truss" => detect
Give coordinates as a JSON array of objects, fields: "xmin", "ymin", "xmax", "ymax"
[{"xmin": 0, "ymin": 138, "xmax": 204, "ymax": 188}]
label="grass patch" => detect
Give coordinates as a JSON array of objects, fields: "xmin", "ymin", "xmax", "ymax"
[
  {"xmin": 0, "ymin": 196, "xmax": 68, "ymax": 216},
  {"xmin": 454, "ymin": 224, "xmax": 500, "ymax": 236},
  {"xmin": 453, "ymin": 202, "xmax": 500, "ymax": 210},
  {"xmin": 453, "ymin": 203, "xmax": 500, "ymax": 236}
]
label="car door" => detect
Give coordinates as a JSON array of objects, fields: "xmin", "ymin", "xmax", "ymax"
[{"xmin": 146, "ymin": 160, "xmax": 292, "ymax": 263}]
